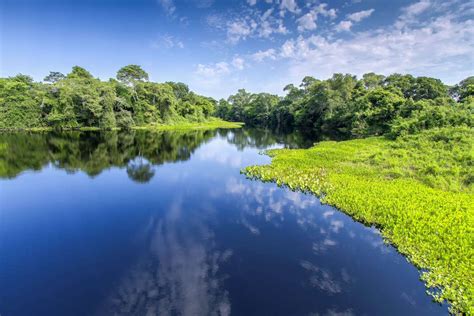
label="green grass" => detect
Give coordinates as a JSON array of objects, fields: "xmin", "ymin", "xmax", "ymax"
[
  {"xmin": 132, "ymin": 118, "xmax": 244, "ymax": 131},
  {"xmin": 244, "ymin": 127, "xmax": 474, "ymax": 315},
  {"xmin": 0, "ymin": 118, "xmax": 243, "ymax": 132}
]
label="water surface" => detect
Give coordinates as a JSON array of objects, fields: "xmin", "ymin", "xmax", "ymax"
[{"xmin": 0, "ymin": 129, "xmax": 447, "ymax": 315}]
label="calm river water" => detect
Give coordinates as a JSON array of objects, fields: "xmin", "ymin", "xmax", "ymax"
[{"xmin": 0, "ymin": 129, "xmax": 447, "ymax": 315}]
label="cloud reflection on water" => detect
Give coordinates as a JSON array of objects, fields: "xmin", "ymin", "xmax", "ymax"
[{"xmin": 98, "ymin": 198, "xmax": 231, "ymax": 316}]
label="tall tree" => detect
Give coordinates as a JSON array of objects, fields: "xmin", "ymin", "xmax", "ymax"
[{"xmin": 116, "ymin": 65, "xmax": 149, "ymax": 85}]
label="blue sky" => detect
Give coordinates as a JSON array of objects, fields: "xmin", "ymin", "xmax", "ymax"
[{"xmin": 1, "ymin": 0, "xmax": 473, "ymax": 98}]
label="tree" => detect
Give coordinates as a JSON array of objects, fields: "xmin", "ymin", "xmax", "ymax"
[
  {"xmin": 362, "ymin": 73, "xmax": 385, "ymax": 90},
  {"xmin": 451, "ymin": 76, "xmax": 474, "ymax": 102},
  {"xmin": 412, "ymin": 77, "xmax": 448, "ymax": 100},
  {"xmin": 116, "ymin": 65, "xmax": 149, "ymax": 85},
  {"xmin": 67, "ymin": 66, "xmax": 93, "ymax": 79},
  {"xmin": 44, "ymin": 72, "xmax": 65, "ymax": 83},
  {"xmin": 352, "ymin": 88, "xmax": 405, "ymax": 136},
  {"xmin": 384, "ymin": 74, "xmax": 415, "ymax": 98}
]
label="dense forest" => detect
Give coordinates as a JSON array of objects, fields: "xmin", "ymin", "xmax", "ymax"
[
  {"xmin": 216, "ymin": 73, "xmax": 474, "ymax": 139},
  {"xmin": 0, "ymin": 65, "xmax": 216, "ymax": 130}
]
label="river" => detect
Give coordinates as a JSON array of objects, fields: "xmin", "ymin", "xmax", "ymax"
[{"xmin": 0, "ymin": 128, "xmax": 447, "ymax": 315}]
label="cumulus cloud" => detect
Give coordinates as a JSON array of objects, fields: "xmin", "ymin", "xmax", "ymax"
[
  {"xmin": 335, "ymin": 20, "xmax": 353, "ymax": 32},
  {"xmin": 252, "ymin": 48, "xmax": 277, "ymax": 61},
  {"xmin": 297, "ymin": 3, "xmax": 337, "ymax": 32},
  {"xmin": 192, "ymin": 55, "xmax": 247, "ymax": 94},
  {"xmin": 227, "ymin": 20, "xmax": 254, "ymax": 43},
  {"xmin": 280, "ymin": 0, "xmax": 300, "ymax": 14},
  {"xmin": 195, "ymin": 62, "xmax": 230, "ymax": 78},
  {"xmin": 297, "ymin": 12, "xmax": 318, "ymax": 31},
  {"xmin": 396, "ymin": 0, "xmax": 431, "ymax": 29},
  {"xmin": 282, "ymin": 15, "xmax": 474, "ymax": 85},
  {"xmin": 224, "ymin": 7, "xmax": 288, "ymax": 43},
  {"xmin": 335, "ymin": 8, "xmax": 374, "ymax": 32},
  {"xmin": 347, "ymin": 9, "xmax": 374, "ymax": 22}
]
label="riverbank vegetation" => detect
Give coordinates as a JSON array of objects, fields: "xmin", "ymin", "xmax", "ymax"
[
  {"xmin": 239, "ymin": 73, "xmax": 473, "ymax": 314},
  {"xmin": 0, "ymin": 65, "xmax": 240, "ymax": 131},
  {"xmin": 217, "ymin": 73, "xmax": 473, "ymax": 139}
]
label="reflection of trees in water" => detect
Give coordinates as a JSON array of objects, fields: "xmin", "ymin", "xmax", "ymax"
[
  {"xmin": 219, "ymin": 128, "xmax": 314, "ymax": 150},
  {"xmin": 0, "ymin": 129, "xmax": 216, "ymax": 182},
  {"xmin": 97, "ymin": 199, "xmax": 231, "ymax": 316},
  {"xmin": 126, "ymin": 159, "xmax": 155, "ymax": 184}
]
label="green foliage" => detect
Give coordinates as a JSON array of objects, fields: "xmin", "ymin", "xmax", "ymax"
[
  {"xmin": 217, "ymin": 73, "xmax": 469, "ymax": 138},
  {"xmin": 244, "ymin": 127, "xmax": 474, "ymax": 314},
  {"xmin": 451, "ymin": 76, "xmax": 474, "ymax": 102},
  {"xmin": 0, "ymin": 76, "xmax": 44, "ymax": 128},
  {"xmin": 389, "ymin": 100, "xmax": 474, "ymax": 138},
  {"xmin": 0, "ymin": 65, "xmax": 225, "ymax": 130},
  {"xmin": 43, "ymin": 71, "xmax": 65, "ymax": 83},
  {"xmin": 116, "ymin": 64, "xmax": 149, "ymax": 85}
]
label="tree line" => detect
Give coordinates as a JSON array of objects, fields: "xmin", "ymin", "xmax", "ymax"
[
  {"xmin": 0, "ymin": 65, "xmax": 215, "ymax": 130},
  {"xmin": 216, "ymin": 73, "xmax": 474, "ymax": 138}
]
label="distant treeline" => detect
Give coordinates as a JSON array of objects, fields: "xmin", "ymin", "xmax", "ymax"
[
  {"xmin": 0, "ymin": 65, "xmax": 215, "ymax": 130},
  {"xmin": 216, "ymin": 73, "xmax": 474, "ymax": 138}
]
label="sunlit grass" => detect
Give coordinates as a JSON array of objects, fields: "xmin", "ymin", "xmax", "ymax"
[
  {"xmin": 133, "ymin": 118, "xmax": 244, "ymax": 131},
  {"xmin": 0, "ymin": 119, "xmax": 243, "ymax": 132},
  {"xmin": 244, "ymin": 127, "xmax": 474, "ymax": 315}
]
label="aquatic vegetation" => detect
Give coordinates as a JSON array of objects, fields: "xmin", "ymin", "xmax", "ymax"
[
  {"xmin": 133, "ymin": 119, "xmax": 244, "ymax": 131},
  {"xmin": 244, "ymin": 127, "xmax": 474, "ymax": 314}
]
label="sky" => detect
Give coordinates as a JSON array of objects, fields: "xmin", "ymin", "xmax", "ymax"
[{"xmin": 1, "ymin": 0, "xmax": 473, "ymax": 98}]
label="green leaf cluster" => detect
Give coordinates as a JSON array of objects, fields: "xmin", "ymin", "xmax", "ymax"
[
  {"xmin": 217, "ymin": 73, "xmax": 473, "ymax": 138},
  {"xmin": 0, "ymin": 65, "xmax": 220, "ymax": 130}
]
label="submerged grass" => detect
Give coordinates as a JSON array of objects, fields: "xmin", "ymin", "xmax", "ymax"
[{"xmin": 244, "ymin": 127, "xmax": 474, "ymax": 315}]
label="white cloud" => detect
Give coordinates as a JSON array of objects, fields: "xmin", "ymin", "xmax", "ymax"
[
  {"xmin": 279, "ymin": 15, "xmax": 474, "ymax": 86},
  {"xmin": 297, "ymin": 3, "xmax": 337, "ymax": 32},
  {"xmin": 404, "ymin": 0, "xmax": 431, "ymax": 16},
  {"xmin": 347, "ymin": 9, "xmax": 374, "ymax": 22},
  {"xmin": 157, "ymin": 0, "xmax": 176, "ymax": 16},
  {"xmin": 193, "ymin": 56, "xmax": 246, "ymax": 92},
  {"xmin": 280, "ymin": 0, "xmax": 300, "ymax": 15},
  {"xmin": 232, "ymin": 57, "xmax": 245, "ymax": 70},
  {"xmin": 335, "ymin": 20, "xmax": 353, "ymax": 32},
  {"xmin": 195, "ymin": 62, "xmax": 230, "ymax": 78},
  {"xmin": 280, "ymin": 39, "xmax": 296, "ymax": 58},
  {"xmin": 252, "ymin": 48, "xmax": 277, "ymax": 61},
  {"xmin": 313, "ymin": 3, "xmax": 337, "ymax": 19},
  {"xmin": 335, "ymin": 8, "xmax": 373, "ymax": 32},
  {"xmin": 225, "ymin": 8, "xmax": 288, "ymax": 43},
  {"xmin": 396, "ymin": 0, "xmax": 431, "ymax": 29},
  {"xmin": 297, "ymin": 12, "xmax": 317, "ymax": 31},
  {"xmin": 247, "ymin": 0, "xmax": 257, "ymax": 5},
  {"xmin": 227, "ymin": 20, "xmax": 254, "ymax": 43}
]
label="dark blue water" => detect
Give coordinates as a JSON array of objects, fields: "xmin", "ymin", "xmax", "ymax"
[{"xmin": 0, "ymin": 129, "xmax": 447, "ymax": 315}]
